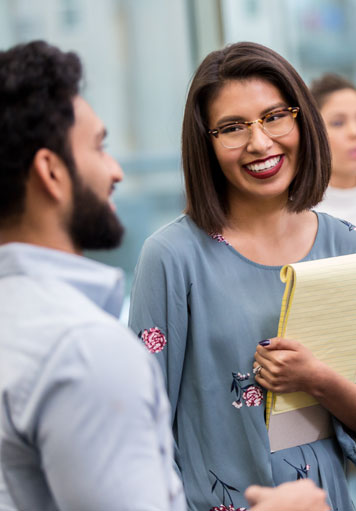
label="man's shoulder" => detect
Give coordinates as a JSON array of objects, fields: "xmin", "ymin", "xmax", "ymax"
[
  {"xmin": 0, "ymin": 272, "xmax": 144, "ymax": 407},
  {"xmin": 56, "ymin": 319, "xmax": 151, "ymax": 386},
  {"xmin": 1, "ymin": 270, "xmax": 116, "ymax": 329},
  {"xmin": 16, "ymin": 274, "xmax": 141, "ymax": 360},
  {"xmin": 0, "ymin": 282, "xmax": 152, "ymax": 434}
]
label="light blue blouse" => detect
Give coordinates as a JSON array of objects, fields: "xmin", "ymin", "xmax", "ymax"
[{"xmin": 129, "ymin": 212, "xmax": 356, "ymax": 511}]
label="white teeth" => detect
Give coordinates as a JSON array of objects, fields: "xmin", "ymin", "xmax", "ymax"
[{"xmin": 246, "ymin": 156, "xmax": 281, "ymax": 172}]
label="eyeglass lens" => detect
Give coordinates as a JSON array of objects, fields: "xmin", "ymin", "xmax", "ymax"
[{"xmin": 219, "ymin": 110, "xmax": 295, "ymax": 148}]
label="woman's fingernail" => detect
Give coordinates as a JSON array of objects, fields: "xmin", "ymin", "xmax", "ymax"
[{"xmin": 259, "ymin": 339, "xmax": 270, "ymax": 346}]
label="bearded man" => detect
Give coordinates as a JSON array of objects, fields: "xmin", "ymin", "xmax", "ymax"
[{"xmin": 0, "ymin": 40, "xmax": 185, "ymax": 511}]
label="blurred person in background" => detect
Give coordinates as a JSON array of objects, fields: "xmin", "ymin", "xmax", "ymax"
[
  {"xmin": 310, "ymin": 70, "xmax": 356, "ymax": 506},
  {"xmin": 129, "ymin": 42, "xmax": 356, "ymax": 511},
  {"xmin": 311, "ymin": 73, "xmax": 356, "ymax": 224},
  {"xmin": 0, "ymin": 40, "xmax": 186, "ymax": 511}
]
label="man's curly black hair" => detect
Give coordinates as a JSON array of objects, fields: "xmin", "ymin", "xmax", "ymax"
[{"xmin": 0, "ymin": 40, "xmax": 82, "ymax": 221}]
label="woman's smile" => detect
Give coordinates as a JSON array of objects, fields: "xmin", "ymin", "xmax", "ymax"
[{"xmin": 243, "ymin": 154, "xmax": 284, "ymax": 179}]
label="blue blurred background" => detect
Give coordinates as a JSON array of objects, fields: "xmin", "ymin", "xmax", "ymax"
[{"xmin": 1, "ymin": 0, "xmax": 356, "ymax": 301}]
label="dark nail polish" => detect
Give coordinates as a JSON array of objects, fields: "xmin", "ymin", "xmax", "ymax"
[{"xmin": 259, "ymin": 339, "xmax": 270, "ymax": 346}]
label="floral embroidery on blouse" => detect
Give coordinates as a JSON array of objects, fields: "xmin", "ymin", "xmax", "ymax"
[
  {"xmin": 284, "ymin": 459, "xmax": 310, "ymax": 479},
  {"xmin": 210, "ymin": 506, "xmax": 247, "ymax": 511},
  {"xmin": 209, "ymin": 470, "xmax": 246, "ymax": 511},
  {"xmin": 139, "ymin": 327, "xmax": 167, "ymax": 353},
  {"xmin": 210, "ymin": 233, "xmax": 231, "ymax": 246},
  {"xmin": 231, "ymin": 372, "xmax": 263, "ymax": 409},
  {"xmin": 340, "ymin": 219, "xmax": 356, "ymax": 231}
]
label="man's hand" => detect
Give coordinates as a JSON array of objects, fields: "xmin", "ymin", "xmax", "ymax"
[{"xmin": 245, "ymin": 480, "xmax": 330, "ymax": 511}]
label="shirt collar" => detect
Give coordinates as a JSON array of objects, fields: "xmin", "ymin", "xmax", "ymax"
[{"xmin": 0, "ymin": 243, "xmax": 125, "ymax": 319}]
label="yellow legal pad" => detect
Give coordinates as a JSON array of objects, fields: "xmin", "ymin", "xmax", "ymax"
[{"xmin": 266, "ymin": 253, "xmax": 356, "ymax": 452}]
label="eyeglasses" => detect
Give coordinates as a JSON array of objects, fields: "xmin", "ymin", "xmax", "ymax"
[{"xmin": 208, "ymin": 107, "xmax": 300, "ymax": 149}]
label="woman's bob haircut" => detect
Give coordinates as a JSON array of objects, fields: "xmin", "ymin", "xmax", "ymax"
[{"xmin": 182, "ymin": 41, "xmax": 331, "ymax": 233}]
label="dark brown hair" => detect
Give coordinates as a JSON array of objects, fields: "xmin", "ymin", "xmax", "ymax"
[
  {"xmin": 0, "ymin": 40, "xmax": 81, "ymax": 221},
  {"xmin": 310, "ymin": 73, "xmax": 356, "ymax": 109},
  {"xmin": 182, "ymin": 41, "xmax": 331, "ymax": 233}
]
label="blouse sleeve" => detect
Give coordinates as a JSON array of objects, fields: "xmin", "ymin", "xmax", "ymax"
[
  {"xmin": 333, "ymin": 417, "xmax": 356, "ymax": 464},
  {"xmin": 129, "ymin": 236, "xmax": 189, "ymax": 473}
]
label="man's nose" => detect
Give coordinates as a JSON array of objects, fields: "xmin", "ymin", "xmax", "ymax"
[{"xmin": 109, "ymin": 156, "xmax": 124, "ymax": 182}]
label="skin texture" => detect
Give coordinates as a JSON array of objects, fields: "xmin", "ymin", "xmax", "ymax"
[
  {"xmin": 321, "ymin": 88, "xmax": 356, "ymax": 188},
  {"xmin": 246, "ymin": 479, "xmax": 330, "ymax": 511}
]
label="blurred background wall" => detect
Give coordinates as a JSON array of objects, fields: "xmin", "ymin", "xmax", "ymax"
[{"xmin": 1, "ymin": 0, "xmax": 356, "ymax": 305}]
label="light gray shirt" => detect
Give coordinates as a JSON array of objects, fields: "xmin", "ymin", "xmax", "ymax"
[{"xmin": 0, "ymin": 243, "xmax": 186, "ymax": 511}]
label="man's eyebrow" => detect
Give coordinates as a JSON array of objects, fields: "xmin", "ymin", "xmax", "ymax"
[{"xmin": 216, "ymin": 102, "xmax": 288, "ymax": 126}]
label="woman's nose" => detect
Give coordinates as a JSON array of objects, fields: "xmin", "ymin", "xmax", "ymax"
[{"xmin": 246, "ymin": 124, "xmax": 273, "ymax": 154}]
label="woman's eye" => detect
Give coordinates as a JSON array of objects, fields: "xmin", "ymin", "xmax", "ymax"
[
  {"xmin": 329, "ymin": 120, "xmax": 345, "ymax": 128},
  {"xmin": 266, "ymin": 112, "xmax": 287, "ymax": 123},
  {"xmin": 221, "ymin": 124, "xmax": 244, "ymax": 134}
]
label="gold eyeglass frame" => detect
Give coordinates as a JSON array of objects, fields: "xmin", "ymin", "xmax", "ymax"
[{"xmin": 208, "ymin": 106, "xmax": 300, "ymax": 148}]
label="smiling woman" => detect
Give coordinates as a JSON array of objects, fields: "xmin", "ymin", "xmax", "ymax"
[
  {"xmin": 208, "ymin": 79, "xmax": 300, "ymax": 215},
  {"xmin": 129, "ymin": 42, "xmax": 356, "ymax": 511}
]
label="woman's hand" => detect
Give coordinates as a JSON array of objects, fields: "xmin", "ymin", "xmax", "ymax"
[
  {"xmin": 253, "ymin": 337, "xmax": 324, "ymax": 394},
  {"xmin": 245, "ymin": 479, "xmax": 330, "ymax": 511},
  {"xmin": 254, "ymin": 336, "xmax": 356, "ymax": 431}
]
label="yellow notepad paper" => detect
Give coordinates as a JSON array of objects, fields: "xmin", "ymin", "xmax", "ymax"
[{"xmin": 266, "ymin": 253, "xmax": 356, "ymax": 450}]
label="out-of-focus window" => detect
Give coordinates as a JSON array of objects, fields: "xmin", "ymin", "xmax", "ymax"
[
  {"xmin": 221, "ymin": 0, "xmax": 356, "ymax": 82},
  {"xmin": 2, "ymin": 0, "xmax": 356, "ymax": 306}
]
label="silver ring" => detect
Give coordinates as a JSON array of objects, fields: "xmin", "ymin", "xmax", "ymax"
[{"xmin": 253, "ymin": 365, "xmax": 263, "ymax": 376}]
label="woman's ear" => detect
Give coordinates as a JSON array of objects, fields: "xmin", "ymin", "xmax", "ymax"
[{"xmin": 31, "ymin": 148, "xmax": 71, "ymax": 201}]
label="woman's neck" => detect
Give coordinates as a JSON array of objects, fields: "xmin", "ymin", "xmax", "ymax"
[
  {"xmin": 224, "ymin": 193, "xmax": 290, "ymax": 236},
  {"xmin": 221, "ymin": 194, "xmax": 317, "ymax": 266}
]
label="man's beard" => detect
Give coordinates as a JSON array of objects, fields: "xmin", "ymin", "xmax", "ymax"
[{"xmin": 68, "ymin": 172, "xmax": 124, "ymax": 251}]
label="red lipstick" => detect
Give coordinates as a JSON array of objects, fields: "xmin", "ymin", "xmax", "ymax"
[{"xmin": 244, "ymin": 155, "xmax": 285, "ymax": 180}]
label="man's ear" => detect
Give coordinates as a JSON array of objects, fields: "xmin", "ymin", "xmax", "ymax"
[{"xmin": 31, "ymin": 148, "xmax": 71, "ymax": 201}]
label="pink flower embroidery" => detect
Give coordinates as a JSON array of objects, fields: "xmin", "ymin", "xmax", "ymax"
[
  {"xmin": 232, "ymin": 400, "xmax": 243, "ymax": 409},
  {"xmin": 141, "ymin": 327, "xmax": 167, "ymax": 353},
  {"xmin": 210, "ymin": 506, "xmax": 247, "ymax": 511},
  {"xmin": 242, "ymin": 385, "xmax": 263, "ymax": 407},
  {"xmin": 210, "ymin": 233, "xmax": 231, "ymax": 246}
]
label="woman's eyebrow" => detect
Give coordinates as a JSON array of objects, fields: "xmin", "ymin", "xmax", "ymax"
[
  {"xmin": 260, "ymin": 102, "xmax": 287, "ymax": 116},
  {"xmin": 216, "ymin": 102, "xmax": 288, "ymax": 126}
]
